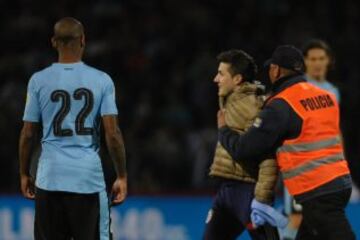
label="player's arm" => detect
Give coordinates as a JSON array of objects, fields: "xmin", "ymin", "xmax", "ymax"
[
  {"xmin": 102, "ymin": 115, "xmax": 127, "ymax": 205},
  {"xmin": 20, "ymin": 75, "xmax": 41, "ymax": 200},
  {"xmin": 19, "ymin": 121, "xmax": 39, "ymax": 199}
]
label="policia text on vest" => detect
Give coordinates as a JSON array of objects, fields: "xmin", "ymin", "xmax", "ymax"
[{"xmin": 300, "ymin": 94, "xmax": 334, "ymax": 111}]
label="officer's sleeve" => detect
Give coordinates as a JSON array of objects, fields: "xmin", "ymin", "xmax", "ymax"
[
  {"xmin": 218, "ymin": 99, "xmax": 290, "ymax": 162},
  {"xmin": 23, "ymin": 75, "xmax": 41, "ymax": 122},
  {"xmin": 100, "ymin": 74, "xmax": 118, "ymax": 116}
]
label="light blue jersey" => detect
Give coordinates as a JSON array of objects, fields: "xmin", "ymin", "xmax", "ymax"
[
  {"xmin": 23, "ymin": 62, "xmax": 118, "ymax": 193},
  {"xmin": 306, "ymin": 76, "xmax": 340, "ymax": 102}
]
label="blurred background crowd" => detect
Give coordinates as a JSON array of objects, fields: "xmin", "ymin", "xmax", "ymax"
[{"xmin": 0, "ymin": 0, "xmax": 359, "ymax": 194}]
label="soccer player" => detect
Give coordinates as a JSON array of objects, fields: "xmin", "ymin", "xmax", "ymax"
[
  {"xmin": 204, "ymin": 49, "xmax": 280, "ymax": 240},
  {"xmin": 19, "ymin": 17, "xmax": 127, "ymax": 240},
  {"xmin": 303, "ymin": 39, "xmax": 340, "ymax": 100}
]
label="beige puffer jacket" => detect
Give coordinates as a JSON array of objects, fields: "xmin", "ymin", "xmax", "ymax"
[{"xmin": 210, "ymin": 82, "xmax": 278, "ymax": 203}]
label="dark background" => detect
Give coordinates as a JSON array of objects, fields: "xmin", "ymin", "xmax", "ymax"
[{"xmin": 0, "ymin": 0, "xmax": 359, "ymax": 194}]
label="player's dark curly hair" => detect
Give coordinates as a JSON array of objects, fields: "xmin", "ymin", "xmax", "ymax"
[
  {"xmin": 302, "ymin": 39, "xmax": 335, "ymax": 68},
  {"xmin": 217, "ymin": 49, "xmax": 258, "ymax": 82},
  {"xmin": 302, "ymin": 39, "xmax": 334, "ymax": 61},
  {"xmin": 302, "ymin": 39, "xmax": 332, "ymax": 57}
]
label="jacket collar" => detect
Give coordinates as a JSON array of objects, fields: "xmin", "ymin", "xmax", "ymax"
[
  {"xmin": 222, "ymin": 82, "xmax": 263, "ymax": 108},
  {"xmin": 233, "ymin": 81, "xmax": 263, "ymax": 95}
]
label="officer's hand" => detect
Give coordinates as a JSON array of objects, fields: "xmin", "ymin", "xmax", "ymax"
[
  {"xmin": 20, "ymin": 175, "xmax": 35, "ymax": 200},
  {"xmin": 217, "ymin": 109, "xmax": 226, "ymax": 128},
  {"xmin": 111, "ymin": 176, "xmax": 127, "ymax": 206}
]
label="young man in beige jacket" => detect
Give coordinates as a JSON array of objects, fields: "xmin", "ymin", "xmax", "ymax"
[{"xmin": 203, "ymin": 49, "xmax": 279, "ymax": 240}]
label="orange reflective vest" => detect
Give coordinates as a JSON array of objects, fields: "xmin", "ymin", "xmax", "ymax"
[{"xmin": 269, "ymin": 82, "xmax": 350, "ymax": 196}]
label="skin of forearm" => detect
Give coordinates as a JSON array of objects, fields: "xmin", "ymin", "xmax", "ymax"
[
  {"xmin": 19, "ymin": 128, "xmax": 36, "ymax": 176},
  {"xmin": 106, "ymin": 128, "xmax": 127, "ymax": 178}
]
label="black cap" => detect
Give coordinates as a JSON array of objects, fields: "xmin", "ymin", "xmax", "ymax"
[{"xmin": 265, "ymin": 45, "xmax": 305, "ymax": 73}]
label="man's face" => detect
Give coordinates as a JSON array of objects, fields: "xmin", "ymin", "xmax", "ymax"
[
  {"xmin": 268, "ymin": 64, "xmax": 280, "ymax": 83},
  {"xmin": 214, "ymin": 63, "xmax": 239, "ymax": 96},
  {"xmin": 304, "ymin": 48, "xmax": 330, "ymax": 80}
]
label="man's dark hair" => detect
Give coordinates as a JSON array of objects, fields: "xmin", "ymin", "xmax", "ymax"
[
  {"xmin": 302, "ymin": 39, "xmax": 335, "ymax": 69},
  {"xmin": 217, "ymin": 49, "xmax": 258, "ymax": 82},
  {"xmin": 302, "ymin": 39, "xmax": 333, "ymax": 58}
]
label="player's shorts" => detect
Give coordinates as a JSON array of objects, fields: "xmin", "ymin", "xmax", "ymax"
[{"xmin": 34, "ymin": 187, "xmax": 112, "ymax": 240}]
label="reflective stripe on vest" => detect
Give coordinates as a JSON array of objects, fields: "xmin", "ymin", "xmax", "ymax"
[
  {"xmin": 278, "ymin": 135, "xmax": 341, "ymax": 153},
  {"xmin": 282, "ymin": 152, "xmax": 344, "ymax": 179}
]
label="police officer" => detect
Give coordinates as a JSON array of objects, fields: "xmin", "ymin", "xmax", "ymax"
[{"xmin": 217, "ymin": 45, "xmax": 355, "ymax": 240}]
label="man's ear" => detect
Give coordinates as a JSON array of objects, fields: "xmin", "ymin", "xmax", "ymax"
[
  {"xmin": 276, "ymin": 65, "xmax": 282, "ymax": 79},
  {"xmin": 233, "ymin": 74, "xmax": 243, "ymax": 85},
  {"xmin": 80, "ymin": 34, "xmax": 85, "ymax": 48},
  {"xmin": 51, "ymin": 37, "xmax": 57, "ymax": 49}
]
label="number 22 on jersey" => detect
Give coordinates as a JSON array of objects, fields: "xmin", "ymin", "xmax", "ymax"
[{"xmin": 51, "ymin": 88, "xmax": 94, "ymax": 137}]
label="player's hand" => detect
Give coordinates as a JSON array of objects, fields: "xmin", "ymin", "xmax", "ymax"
[
  {"xmin": 217, "ymin": 109, "xmax": 226, "ymax": 128},
  {"xmin": 111, "ymin": 176, "xmax": 127, "ymax": 206},
  {"xmin": 20, "ymin": 175, "xmax": 35, "ymax": 200}
]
